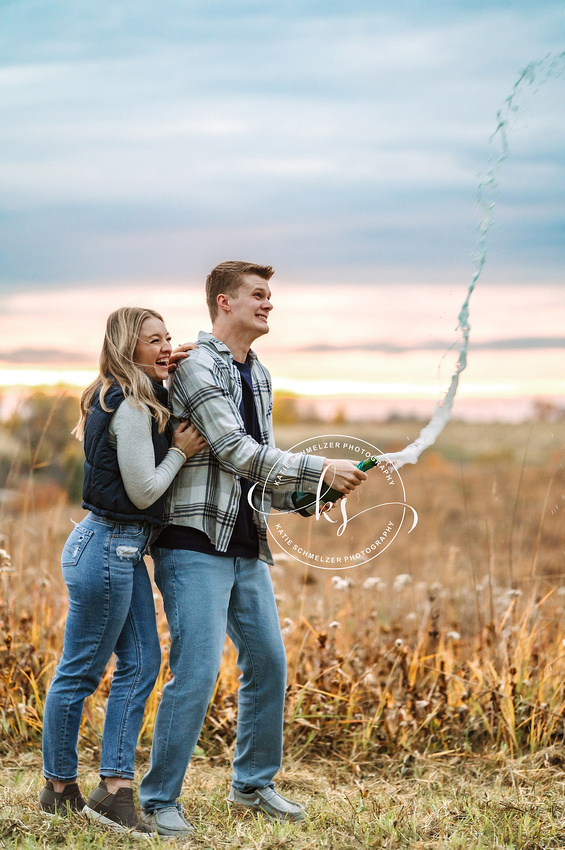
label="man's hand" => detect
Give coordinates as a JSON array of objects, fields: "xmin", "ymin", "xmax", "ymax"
[
  {"xmin": 168, "ymin": 342, "xmax": 197, "ymax": 373},
  {"xmin": 322, "ymin": 459, "xmax": 367, "ymax": 495}
]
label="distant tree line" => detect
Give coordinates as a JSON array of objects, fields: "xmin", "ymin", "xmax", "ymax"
[
  {"xmin": 0, "ymin": 390, "xmax": 351, "ymax": 506},
  {"xmin": 0, "ymin": 391, "xmax": 83, "ymax": 504}
]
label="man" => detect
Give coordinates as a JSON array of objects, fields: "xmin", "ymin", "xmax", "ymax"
[{"xmin": 139, "ymin": 261, "xmax": 366, "ymax": 836}]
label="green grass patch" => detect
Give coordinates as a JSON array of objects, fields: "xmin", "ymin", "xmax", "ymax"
[{"xmin": 3, "ymin": 749, "xmax": 565, "ymax": 848}]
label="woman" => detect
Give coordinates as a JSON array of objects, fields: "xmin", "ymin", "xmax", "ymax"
[{"xmin": 40, "ymin": 307, "xmax": 206, "ymax": 837}]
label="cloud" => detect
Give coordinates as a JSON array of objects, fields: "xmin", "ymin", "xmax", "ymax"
[
  {"xmin": 0, "ymin": 348, "xmax": 94, "ymax": 364},
  {"xmin": 295, "ymin": 336, "xmax": 565, "ymax": 353},
  {"xmin": 3, "ymin": 335, "xmax": 561, "ymax": 368},
  {"xmin": 0, "ymin": 1, "xmax": 563, "ymax": 287}
]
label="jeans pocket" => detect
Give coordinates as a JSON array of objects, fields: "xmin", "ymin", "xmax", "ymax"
[
  {"xmin": 114, "ymin": 523, "xmax": 147, "ymax": 537},
  {"xmin": 61, "ymin": 526, "xmax": 94, "ymax": 567}
]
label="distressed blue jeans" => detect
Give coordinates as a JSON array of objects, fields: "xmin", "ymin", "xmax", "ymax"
[
  {"xmin": 139, "ymin": 549, "xmax": 287, "ymax": 811},
  {"xmin": 42, "ymin": 513, "xmax": 161, "ymax": 782}
]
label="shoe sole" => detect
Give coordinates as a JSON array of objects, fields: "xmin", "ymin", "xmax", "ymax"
[
  {"xmin": 226, "ymin": 799, "xmax": 305, "ymax": 823},
  {"xmin": 142, "ymin": 827, "xmax": 191, "ymax": 838},
  {"xmin": 83, "ymin": 805, "xmax": 154, "ymax": 839},
  {"xmin": 140, "ymin": 820, "xmax": 192, "ymax": 838}
]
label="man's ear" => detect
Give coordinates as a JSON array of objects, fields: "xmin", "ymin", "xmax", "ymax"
[{"xmin": 217, "ymin": 293, "xmax": 231, "ymax": 314}]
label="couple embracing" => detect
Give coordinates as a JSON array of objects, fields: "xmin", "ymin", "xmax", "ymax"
[{"xmin": 40, "ymin": 261, "xmax": 366, "ymax": 837}]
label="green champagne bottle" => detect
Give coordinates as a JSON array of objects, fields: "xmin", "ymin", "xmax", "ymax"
[{"xmin": 291, "ymin": 455, "xmax": 381, "ymax": 517}]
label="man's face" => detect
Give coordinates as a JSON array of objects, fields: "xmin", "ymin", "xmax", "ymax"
[{"xmin": 226, "ymin": 274, "xmax": 273, "ymax": 339}]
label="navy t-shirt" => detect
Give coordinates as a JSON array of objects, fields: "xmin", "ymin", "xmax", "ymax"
[{"xmin": 155, "ymin": 356, "xmax": 260, "ymax": 558}]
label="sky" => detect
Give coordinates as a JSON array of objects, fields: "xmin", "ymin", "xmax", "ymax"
[{"xmin": 0, "ymin": 0, "xmax": 563, "ymax": 419}]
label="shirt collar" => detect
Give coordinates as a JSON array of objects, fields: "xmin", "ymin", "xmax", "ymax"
[{"xmin": 197, "ymin": 330, "xmax": 257, "ymax": 361}]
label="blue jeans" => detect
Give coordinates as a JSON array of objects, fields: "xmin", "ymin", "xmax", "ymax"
[
  {"xmin": 42, "ymin": 513, "xmax": 161, "ymax": 782},
  {"xmin": 139, "ymin": 549, "xmax": 287, "ymax": 811}
]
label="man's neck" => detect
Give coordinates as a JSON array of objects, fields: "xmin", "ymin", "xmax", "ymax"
[{"xmin": 211, "ymin": 326, "xmax": 254, "ymax": 363}]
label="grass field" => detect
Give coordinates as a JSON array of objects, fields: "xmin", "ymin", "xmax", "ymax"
[
  {"xmin": 4, "ymin": 751, "xmax": 565, "ymax": 847},
  {"xmin": 1, "ymin": 416, "xmax": 564, "ymax": 847}
]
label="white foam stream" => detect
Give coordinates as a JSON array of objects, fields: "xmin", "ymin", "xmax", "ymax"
[{"xmin": 382, "ymin": 54, "xmax": 564, "ymax": 471}]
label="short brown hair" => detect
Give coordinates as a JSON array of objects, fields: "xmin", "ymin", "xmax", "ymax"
[{"xmin": 205, "ymin": 261, "xmax": 274, "ymax": 321}]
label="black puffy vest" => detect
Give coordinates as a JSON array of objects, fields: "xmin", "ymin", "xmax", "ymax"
[{"xmin": 82, "ymin": 381, "xmax": 171, "ymax": 526}]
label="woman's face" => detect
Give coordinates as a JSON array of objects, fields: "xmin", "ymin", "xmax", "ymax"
[{"xmin": 133, "ymin": 316, "xmax": 172, "ymax": 381}]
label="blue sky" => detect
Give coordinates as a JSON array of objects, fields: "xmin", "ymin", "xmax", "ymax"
[
  {"xmin": 0, "ymin": 1, "xmax": 563, "ymax": 417},
  {"xmin": 0, "ymin": 0, "xmax": 563, "ymax": 289}
]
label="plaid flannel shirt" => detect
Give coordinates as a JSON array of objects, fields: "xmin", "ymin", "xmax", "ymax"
[{"xmin": 163, "ymin": 331, "xmax": 326, "ymax": 564}]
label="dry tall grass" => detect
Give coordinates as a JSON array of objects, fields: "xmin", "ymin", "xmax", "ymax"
[{"xmin": 1, "ymin": 419, "xmax": 564, "ymax": 764}]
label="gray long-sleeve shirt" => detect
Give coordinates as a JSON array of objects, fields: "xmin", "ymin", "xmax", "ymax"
[{"xmin": 108, "ymin": 396, "xmax": 184, "ymax": 510}]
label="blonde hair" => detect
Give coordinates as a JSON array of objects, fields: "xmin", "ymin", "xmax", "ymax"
[{"xmin": 74, "ymin": 307, "xmax": 170, "ymax": 440}]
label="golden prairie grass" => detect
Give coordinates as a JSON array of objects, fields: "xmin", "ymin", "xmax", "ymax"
[{"xmin": 1, "ymin": 418, "xmax": 564, "ymax": 767}]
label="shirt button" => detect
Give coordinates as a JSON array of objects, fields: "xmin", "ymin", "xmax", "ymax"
[{"xmin": 234, "ymin": 474, "xmax": 240, "ymax": 480}]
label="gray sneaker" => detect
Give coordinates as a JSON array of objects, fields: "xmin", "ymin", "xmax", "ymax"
[
  {"xmin": 141, "ymin": 804, "xmax": 194, "ymax": 838},
  {"xmin": 227, "ymin": 786, "xmax": 307, "ymax": 822}
]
